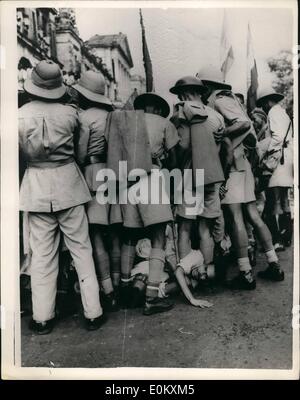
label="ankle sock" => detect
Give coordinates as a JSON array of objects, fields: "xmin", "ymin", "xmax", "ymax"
[
  {"xmin": 265, "ymin": 249, "xmax": 279, "ymax": 264},
  {"xmin": 237, "ymin": 257, "xmax": 252, "ymax": 273}
]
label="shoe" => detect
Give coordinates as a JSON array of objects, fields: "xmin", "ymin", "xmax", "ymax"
[
  {"xmin": 257, "ymin": 262, "xmax": 284, "ymax": 282},
  {"xmin": 226, "ymin": 271, "xmax": 256, "ymax": 290},
  {"xmin": 85, "ymin": 314, "xmax": 107, "ymax": 331},
  {"xmin": 130, "ymin": 273, "xmax": 147, "ymax": 308},
  {"xmin": 274, "ymin": 242, "xmax": 285, "ymax": 252},
  {"xmin": 283, "ymin": 239, "xmax": 292, "ymax": 247},
  {"xmin": 281, "ymin": 229, "xmax": 292, "ymax": 247},
  {"xmin": 101, "ymin": 292, "xmax": 120, "ymax": 312},
  {"xmin": 119, "ymin": 284, "xmax": 133, "ymax": 309},
  {"xmin": 214, "ymin": 245, "xmax": 229, "ymax": 284},
  {"xmin": 143, "ymin": 297, "xmax": 174, "ymax": 316},
  {"xmin": 29, "ymin": 318, "xmax": 55, "ymax": 335}
]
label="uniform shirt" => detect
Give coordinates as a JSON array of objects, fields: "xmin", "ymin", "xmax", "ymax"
[
  {"xmin": 171, "ymin": 101, "xmax": 225, "ymax": 173},
  {"xmin": 267, "ymin": 104, "xmax": 292, "ymax": 153},
  {"xmin": 77, "ymin": 107, "xmax": 109, "ymax": 165},
  {"xmin": 145, "ymin": 113, "xmax": 179, "ymax": 163},
  {"xmin": 208, "ymin": 90, "xmax": 256, "ymax": 172},
  {"xmin": 19, "ymin": 100, "xmax": 91, "ymax": 212}
]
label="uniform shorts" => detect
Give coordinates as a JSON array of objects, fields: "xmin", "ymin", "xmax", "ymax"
[
  {"xmin": 120, "ymin": 171, "xmax": 173, "ymax": 228},
  {"xmin": 176, "ymin": 182, "xmax": 222, "ymax": 220},
  {"xmin": 221, "ymin": 158, "xmax": 256, "ymax": 205},
  {"xmin": 264, "ymin": 187, "xmax": 290, "ymax": 216}
]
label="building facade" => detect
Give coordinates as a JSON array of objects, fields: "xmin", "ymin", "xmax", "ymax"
[
  {"xmin": 85, "ymin": 33, "xmax": 134, "ymax": 105},
  {"xmin": 130, "ymin": 74, "xmax": 146, "ymax": 95},
  {"xmin": 55, "ymin": 8, "xmax": 82, "ymax": 76},
  {"xmin": 17, "ymin": 8, "xmax": 137, "ymax": 106},
  {"xmin": 17, "ymin": 8, "xmax": 59, "ymax": 66}
]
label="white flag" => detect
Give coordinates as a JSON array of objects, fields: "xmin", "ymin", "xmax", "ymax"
[{"xmin": 220, "ymin": 10, "xmax": 234, "ymax": 80}]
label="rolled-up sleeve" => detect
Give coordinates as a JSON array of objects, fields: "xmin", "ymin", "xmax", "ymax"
[{"xmin": 267, "ymin": 106, "xmax": 290, "ymax": 153}]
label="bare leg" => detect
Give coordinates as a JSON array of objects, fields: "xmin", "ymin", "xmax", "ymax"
[{"xmin": 177, "ymin": 217, "xmax": 193, "ymax": 259}]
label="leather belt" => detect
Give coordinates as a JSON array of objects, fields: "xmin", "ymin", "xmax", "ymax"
[
  {"xmin": 28, "ymin": 157, "xmax": 74, "ymax": 169},
  {"xmin": 86, "ymin": 154, "xmax": 106, "ymax": 165}
]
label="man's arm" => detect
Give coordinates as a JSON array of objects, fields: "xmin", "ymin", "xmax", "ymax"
[{"xmin": 169, "ymin": 264, "xmax": 213, "ymax": 308}]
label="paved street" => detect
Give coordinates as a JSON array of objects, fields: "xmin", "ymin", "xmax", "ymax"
[{"xmin": 21, "ymin": 244, "xmax": 294, "ymax": 369}]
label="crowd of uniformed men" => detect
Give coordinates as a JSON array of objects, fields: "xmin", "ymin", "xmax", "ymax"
[{"xmin": 19, "ymin": 59, "xmax": 293, "ymax": 335}]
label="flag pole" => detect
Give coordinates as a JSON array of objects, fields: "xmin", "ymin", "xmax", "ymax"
[{"xmin": 139, "ymin": 8, "xmax": 154, "ymax": 92}]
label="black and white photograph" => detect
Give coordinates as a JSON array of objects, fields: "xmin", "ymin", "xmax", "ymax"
[{"xmin": 1, "ymin": 0, "xmax": 299, "ymax": 380}]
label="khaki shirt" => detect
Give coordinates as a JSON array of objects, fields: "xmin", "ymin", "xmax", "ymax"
[
  {"xmin": 19, "ymin": 100, "xmax": 91, "ymax": 212},
  {"xmin": 77, "ymin": 107, "xmax": 109, "ymax": 165},
  {"xmin": 145, "ymin": 113, "xmax": 179, "ymax": 163},
  {"xmin": 268, "ymin": 104, "xmax": 292, "ymax": 152},
  {"xmin": 208, "ymin": 90, "xmax": 256, "ymax": 172}
]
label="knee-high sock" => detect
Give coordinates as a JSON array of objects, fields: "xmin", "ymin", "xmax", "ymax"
[
  {"xmin": 121, "ymin": 244, "xmax": 136, "ymax": 283},
  {"xmin": 93, "ymin": 249, "xmax": 113, "ymax": 294},
  {"xmin": 279, "ymin": 212, "xmax": 292, "ymax": 237},
  {"xmin": 265, "ymin": 215, "xmax": 281, "ymax": 244},
  {"xmin": 110, "ymin": 250, "xmax": 121, "ymax": 287},
  {"xmin": 253, "ymin": 221, "xmax": 274, "ymax": 252},
  {"xmin": 94, "ymin": 251, "xmax": 114, "ymax": 294},
  {"xmin": 146, "ymin": 248, "xmax": 165, "ymax": 299}
]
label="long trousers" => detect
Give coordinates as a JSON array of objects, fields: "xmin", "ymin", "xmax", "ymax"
[{"xmin": 28, "ymin": 205, "xmax": 102, "ymax": 322}]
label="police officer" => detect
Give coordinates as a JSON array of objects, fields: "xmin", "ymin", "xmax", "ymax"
[{"xmin": 19, "ymin": 60, "xmax": 106, "ymax": 334}]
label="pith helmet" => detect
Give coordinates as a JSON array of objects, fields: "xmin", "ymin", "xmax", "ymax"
[
  {"xmin": 256, "ymin": 87, "xmax": 284, "ymax": 107},
  {"xmin": 73, "ymin": 70, "xmax": 113, "ymax": 109},
  {"xmin": 196, "ymin": 65, "xmax": 232, "ymax": 90},
  {"xmin": 169, "ymin": 76, "xmax": 207, "ymax": 95},
  {"xmin": 24, "ymin": 60, "xmax": 66, "ymax": 100},
  {"xmin": 134, "ymin": 92, "xmax": 170, "ymax": 118}
]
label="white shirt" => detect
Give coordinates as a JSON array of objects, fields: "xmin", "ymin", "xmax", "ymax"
[{"xmin": 268, "ymin": 104, "xmax": 292, "ymax": 153}]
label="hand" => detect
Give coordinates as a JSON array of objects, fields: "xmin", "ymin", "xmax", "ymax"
[
  {"xmin": 219, "ymin": 182, "xmax": 228, "ymax": 200},
  {"xmin": 190, "ymin": 298, "xmax": 213, "ymax": 308}
]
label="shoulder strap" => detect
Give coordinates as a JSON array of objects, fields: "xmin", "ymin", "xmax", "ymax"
[{"xmin": 282, "ymin": 120, "xmax": 292, "ymax": 146}]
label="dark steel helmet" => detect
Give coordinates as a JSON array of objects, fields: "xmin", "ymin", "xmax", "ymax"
[
  {"xmin": 256, "ymin": 87, "xmax": 284, "ymax": 107},
  {"xmin": 134, "ymin": 92, "xmax": 170, "ymax": 118},
  {"xmin": 169, "ymin": 76, "xmax": 207, "ymax": 95}
]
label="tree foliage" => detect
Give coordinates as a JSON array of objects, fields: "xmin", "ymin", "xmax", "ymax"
[{"xmin": 268, "ymin": 50, "xmax": 293, "ymax": 119}]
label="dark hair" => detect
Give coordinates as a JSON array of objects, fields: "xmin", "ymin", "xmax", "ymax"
[
  {"xmin": 235, "ymin": 93, "xmax": 245, "ymax": 104},
  {"xmin": 77, "ymin": 92, "xmax": 111, "ymax": 111},
  {"xmin": 18, "ymin": 57, "xmax": 32, "ymax": 70}
]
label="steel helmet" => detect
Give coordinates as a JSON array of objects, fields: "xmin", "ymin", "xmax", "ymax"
[
  {"xmin": 196, "ymin": 65, "xmax": 232, "ymax": 90},
  {"xmin": 256, "ymin": 87, "xmax": 284, "ymax": 107},
  {"xmin": 169, "ymin": 76, "xmax": 207, "ymax": 95}
]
